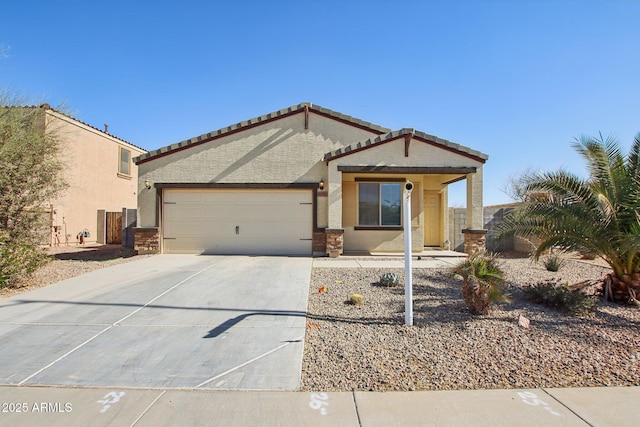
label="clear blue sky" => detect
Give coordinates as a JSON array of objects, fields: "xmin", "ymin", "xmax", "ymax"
[{"xmin": 2, "ymin": 1, "xmax": 638, "ymax": 206}]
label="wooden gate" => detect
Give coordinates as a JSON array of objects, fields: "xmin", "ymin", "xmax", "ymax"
[{"xmin": 106, "ymin": 212, "xmax": 122, "ymax": 244}]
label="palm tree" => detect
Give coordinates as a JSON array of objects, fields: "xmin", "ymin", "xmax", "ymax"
[
  {"xmin": 451, "ymin": 252, "xmax": 507, "ymax": 315},
  {"xmin": 498, "ymin": 133, "xmax": 640, "ymax": 303}
]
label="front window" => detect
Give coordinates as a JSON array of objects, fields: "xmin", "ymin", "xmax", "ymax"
[
  {"xmin": 358, "ymin": 182, "xmax": 402, "ymax": 226},
  {"xmin": 119, "ymin": 147, "xmax": 131, "ymax": 176}
]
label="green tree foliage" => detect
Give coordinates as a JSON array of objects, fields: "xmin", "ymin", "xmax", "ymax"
[
  {"xmin": 498, "ymin": 133, "xmax": 640, "ymax": 304},
  {"xmin": 0, "ymin": 96, "xmax": 67, "ymax": 245},
  {"xmin": 0, "ymin": 93, "xmax": 67, "ymax": 287}
]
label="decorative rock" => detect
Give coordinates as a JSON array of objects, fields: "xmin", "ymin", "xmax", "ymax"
[
  {"xmin": 518, "ymin": 314, "xmax": 530, "ymax": 329},
  {"xmin": 302, "ymin": 258, "xmax": 637, "ymax": 391}
]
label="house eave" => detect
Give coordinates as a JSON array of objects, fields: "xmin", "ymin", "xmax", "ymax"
[
  {"xmin": 134, "ymin": 103, "xmax": 391, "ymax": 165},
  {"xmin": 336, "ymin": 166, "xmax": 477, "ymax": 174},
  {"xmin": 324, "ymin": 128, "xmax": 488, "ymax": 164}
]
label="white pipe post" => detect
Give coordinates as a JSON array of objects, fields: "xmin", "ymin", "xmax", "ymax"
[{"xmin": 404, "ymin": 181, "xmax": 413, "ymax": 326}]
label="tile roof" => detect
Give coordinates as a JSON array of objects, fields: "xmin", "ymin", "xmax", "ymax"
[
  {"xmin": 39, "ymin": 104, "xmax": 146, "ymax": 152},
  {"xmin": 323, "ymin": 128, "xmax": 488, "ymax": 163},
  {"xmin": 132, "ymin": 102, "xmax": 487, "ymax": 164},
  {"xmin": 134, "ymin": 102, "xmax": 391, "ymax": 164}
]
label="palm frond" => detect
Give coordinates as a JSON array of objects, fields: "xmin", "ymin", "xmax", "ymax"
[{"xmin": 500, "ymin": 133, "xmax": 640, "ymax": 284}]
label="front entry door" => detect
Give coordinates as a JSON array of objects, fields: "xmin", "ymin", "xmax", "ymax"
[{"xmin": 423, "ymin": 191, "xmax": 440, "ymax": 247}]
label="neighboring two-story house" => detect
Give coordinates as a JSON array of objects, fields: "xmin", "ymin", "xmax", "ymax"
[{"xmin": 41, "ymin": 105, "xmax": 146, "ymax": 247}]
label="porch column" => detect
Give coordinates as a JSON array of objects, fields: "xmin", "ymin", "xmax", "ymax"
[
  {"xmin": 463, "ymin": 165, "xmax": 487, "ymax": 254},
  {"xmin": 326, "ymin": 163, "xmax": 344, "ymax": 256}
]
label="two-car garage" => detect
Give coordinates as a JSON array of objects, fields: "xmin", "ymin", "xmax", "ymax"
[{"xmin": 161, "ymin": 188, "xmax": 313, "ymax": 255}]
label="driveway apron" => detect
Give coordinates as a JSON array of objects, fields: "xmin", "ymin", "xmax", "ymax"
[{"xmin": 0, "ymin": 255, "xmax": 311, "ymax": 390}]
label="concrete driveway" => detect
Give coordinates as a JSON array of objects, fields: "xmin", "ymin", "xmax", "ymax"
[{"xmin": 0, "ymin": 255, "xmax": 311, "ymax": 390}]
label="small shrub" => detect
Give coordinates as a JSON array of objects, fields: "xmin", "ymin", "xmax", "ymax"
[
  {"xmin": 349, "ymin": 294, "xmax": 363, "ymax": 306},
  {"xmin": 380, "ymin": 272, "xmax": 399, "ymax": 287},
  {"xmin": 523, "ymin": 279, "xmax": 596, "ymax": 315},
  {"xmin": 0, "ymin": 240, "xmax": 50, "ymax": 288},
  {"xmin": 542, "ymin": 253, "xmax": 566, "ymax": 272},
  {"xmin": 450, "ymin": 252, "xmax": 507, "ymax": 315}
]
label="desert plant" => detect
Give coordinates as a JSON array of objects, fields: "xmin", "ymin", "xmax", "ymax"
[
  {"xmin": 542, "ymin": 253, "xmax": 566, "ymax": 272},
  {"xmin": 380, "ymin": 272, "xmax": 399, "ymax": 287},
  {"xmin": 349, "ymin": 293, "xmax": 363, "ymax": 306},
  {"xmin": 450, "ymin": 252, "xmax": 507, "ymax": 315},
  {"xmin": 523, "ymin": 279, "xmax": 597, "ymax": 315},
  {"xmin": 497, "ymin": 133, "xmax": 640, "ymax": 304},
  {"xmin": 0, "ymin": 96, "xmax": 67, "ymax": 245},
  {"xmin": 0, "ymin": 236, "xmax": 49, "ymax": 288},
  {"xmin": 0, "ymin": 93, "xmax": 67, "ymax": 287}
]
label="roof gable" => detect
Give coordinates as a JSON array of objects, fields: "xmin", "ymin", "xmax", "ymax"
[
  {"xmin": 134, "ymin": 103, "xmax": 391, "ymax": 164},
  {"xmin": 40, "ymin": 105, "xmax": 145, "ymax": 152},
  {"xmin": 323, "ymin": 128, "xmax": 488, "ymax": 163}
]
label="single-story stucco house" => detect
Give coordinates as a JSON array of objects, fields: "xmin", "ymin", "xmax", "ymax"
[{"xmin": 133, "ymin": 103, "xmax": 488, "ymax": 256}]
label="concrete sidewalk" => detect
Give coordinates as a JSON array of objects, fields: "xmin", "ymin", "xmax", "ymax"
[{"xmin": 1, "ymin": 385, "xmax": 637, "ymax": 426}]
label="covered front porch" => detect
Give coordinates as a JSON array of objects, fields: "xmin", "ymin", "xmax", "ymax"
[{"xmin": 321, "ymin": 129, "xmax": 488, "ymax": 257}]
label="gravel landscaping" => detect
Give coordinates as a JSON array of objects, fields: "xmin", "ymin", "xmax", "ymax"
[
  {"xmin": 4, "ymin": 248, "xmax": 639, "ymax": 392},
  {"xmin": 0, "ymin": 244, "xmax": 154, "ymax": 300},
  {"xmin": 302, "ymin": 256, "xmax": 640, "ymax": 391}
]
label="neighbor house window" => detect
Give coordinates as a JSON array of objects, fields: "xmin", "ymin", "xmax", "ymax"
[
  {"xmin": 358, "ymin": 182, "xmax": 402, "ymax": 226},
  {"xmin": 119, "ymin": 147, "xmax": 131, "ymax": 176}
]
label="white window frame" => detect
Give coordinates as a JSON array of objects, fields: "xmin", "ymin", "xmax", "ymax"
[{"xmin": 118, "ymin": 146, "xmax": 131, "ymax": 177}]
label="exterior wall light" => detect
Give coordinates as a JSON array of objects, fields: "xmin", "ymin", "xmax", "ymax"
[
  {"xmin": 319, "ymin": 179, "xmax": 325, "ymax": 190},
  {"xmin": 144, "ymin": 180, "xmax": 152, "ymax": 190}
]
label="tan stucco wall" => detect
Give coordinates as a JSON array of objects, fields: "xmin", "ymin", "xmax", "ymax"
[
  {"xmin": 46, "ymin": 111, "xmax": 145, "ymax": 245},
  {"xmin": 328, "ymin": 138, "xmax": 484, "ymax": 252},
  {"xmin": 137, "ymin": 112, "xmax": 485, "ymax": 255},
  {"xmin": 341, "ymin": 174, "xmax": 424, "ymax": 252},
  {"xmin": 466, "ymin": 165, "xmax": 484, "ymax": 229},
  {"xmin": 137, "ymin": 112, "xmax": 381, "ymax": 228}
]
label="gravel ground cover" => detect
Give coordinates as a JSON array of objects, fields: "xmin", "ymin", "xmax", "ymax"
[
  {"xmin": 302, "ymin": 257, "xmax": 640, "ymax": 391},
  {"xmin": 5, "ymin": 248, "xmax": 639, "ymax": 391},
  {"xmin": 0, "ymin": 244, "xmax": 154, "ymax": 300}
]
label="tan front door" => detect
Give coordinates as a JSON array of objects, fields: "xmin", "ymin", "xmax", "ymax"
[{"xmin": 423, "ymin": 191, "xmax": 441, "ymax": 247}]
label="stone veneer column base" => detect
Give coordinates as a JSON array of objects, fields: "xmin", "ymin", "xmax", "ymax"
[
  {"xmin": 325, "ymin": 229, "xmax": 344, "ymax": 258},
  {"xmin": 313, "ymin": 229, "xmax": 327, "ymax": 255},
  {"xmin": 462, "ymin": 229, "xmax": 487, "ymax": 255},
  {"xmin": 134, "ymin": 227, "xmax": 160, "ymax": 254}
]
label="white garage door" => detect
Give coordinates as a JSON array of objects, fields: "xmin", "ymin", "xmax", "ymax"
[{"xmin": 162, "ymin": 189, "xmax": 313, "ymax": 255}]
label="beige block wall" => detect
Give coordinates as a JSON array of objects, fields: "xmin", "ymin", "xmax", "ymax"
[
  {"xmin": 46, "ymin": 111, "xmax": 145, "ymax": 244},
  {"xmin": 137, "ymin": 112, "xmax": 380, "ymax": 228}
]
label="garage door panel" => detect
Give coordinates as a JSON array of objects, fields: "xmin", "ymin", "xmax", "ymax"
[
  {"xmin": 165, "ymin": 220, "xmax": 310, "ymax": 240},
  {"xmin": 164, "ymin": 237, "xmax": 311, "ymax": 255},
  {"xmin": 163, "ymin": 189, "xmax": 313, "ymax": 255}
]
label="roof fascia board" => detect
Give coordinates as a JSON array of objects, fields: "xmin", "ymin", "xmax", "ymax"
[
  {"xmin": 412, "ymin": 130, "xmax": 488, "ymax": 163},
  {"xmin": 134, "ymin": 103, "xmax": 392, "ymax": 165},
  {"xmin": 324, "ymin": 131, "xmax": 406, "ymax": 162},
  {"xmin": 337, "ymin": 166, "xmax": 477, "ymax": 174},
  {"xmin": 309, "ymin": 105, "xmax": 390, "ymax": 134},
  {"xmin": 154, "ymin": 182, "xmax": 318, "ymax": 189},
  {"xmin": 135, "ymin": 107, "xmax": 302, "ymax": 164},
  {"xmin": 325, "ymin": 129, "xmax": 488, "ymax": 164},
  {"xmin": 45, "ymin": 109, "xmax": 145, "ymax": 153}
]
